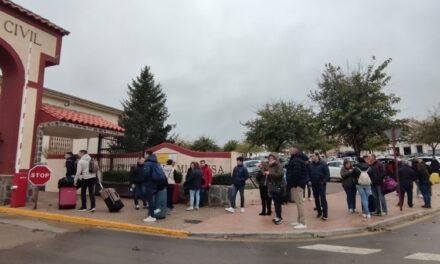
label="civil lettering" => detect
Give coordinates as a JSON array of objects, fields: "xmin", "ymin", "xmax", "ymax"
[
  {"xmin": 1, "ymin": 20, "xmax": 42, "ymax": 46},
  {"xmin": 3, "ymin": 20, "xmax": 13, "ymax": 33}
]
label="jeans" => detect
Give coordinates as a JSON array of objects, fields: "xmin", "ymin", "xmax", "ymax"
[
  {"xmin": 166, "ymin": 184, "xmax": 174, "ymax": 209},
  {"xmin": 230, "ymin": 185, "xmax": 245, "ymax": 208},
  {"xmin": 259, "ymin": 185, "xmax": 272, "ymax": 213},
  {"xmin": 356, "ymin": 185, "xmax": 372, "ymax": 215},
  {"xmin": 420, "ymin": 184, "xmax": 432, "ymax": 207},
  {"xmin": 312, "ymin": 183, "xmax": 328, "ymax": 218},
  {"xmin": 292, "ymin": 187, "xmax": 306, "ymax": 224},
  {"xmin": 133, "ymin": 183, "xmax": 147, "ymax": 206},
  {"xmin": 272, "ymin": 192, "xmax": 284, "ymax": 219},
  {"xmin": 371, "ymin": 184, "xmax": 388, "ymax": 214},
  {"xmin": 142, "ymin": 183, "xmax": 156, "ymax": 217},
  {"xmin": 189, "ymin": 189, "xmax": 200, "ymax": 208},
  {"xmin": 80, "ymin": 177, "xmax": 96, "ymax": 209},
  {"xmin": 399, "ymin": 183, "xmax": 413, "ymax": 207},
  {"xmin": 344, "ymin": 186, "xmax": 357, "ymax": 211}
]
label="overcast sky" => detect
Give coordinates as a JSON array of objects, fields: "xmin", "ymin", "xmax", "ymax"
[{"xmin": 14, "ymin": 0, "xmax": 440, "ymax": 145}]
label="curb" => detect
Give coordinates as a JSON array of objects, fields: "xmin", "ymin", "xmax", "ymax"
[
  {"xmin": 190, "ymin": 208, "xmax": 440, "ymax": 240},
  {"xmin": 0, "ymin": 207, "xmax": 189, "ymax": 238}
]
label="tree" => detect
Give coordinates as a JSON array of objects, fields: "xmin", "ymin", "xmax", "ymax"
[
  {"xmin": 190, "ymin": 136, "xmax": 220, "ymax": 152},
  {"xmin": 244, "ymin": 100, "xmax": 316, "ymax": 152},
  {"xmin": 223, "ymin": 140, "xmax": 239, "ymax": 151},
  {"xmin": 408, "ymin": 107, "xmax": 440, "ymax": 156},
  {"xmin": 309, "ymin": 57, "xmax": 401, "ymax": 156},
  {"xmin": 115, "ymin": 66, "xmax": 173, "ymax": 152}
]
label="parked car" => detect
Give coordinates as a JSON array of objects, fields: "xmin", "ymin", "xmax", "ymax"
[
  {"xmin": 244, "ymin": 160, "xmax": 260, "ymax": 177},
  {"xmin": 328, "ymin": 160, "xmax": 343, "ymax": 181}
]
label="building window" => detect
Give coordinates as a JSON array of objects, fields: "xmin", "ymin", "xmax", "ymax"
[
  {"xmin": 416, "ymin": 145, "xmax": 424, "ymax": 154},
  {"xmin": 48, "ymin": 136, "xmax": 73, "ymax": 155},
  {"xmin": 403, "ymin": 147, "xmax": 411, "ymax": 156}
]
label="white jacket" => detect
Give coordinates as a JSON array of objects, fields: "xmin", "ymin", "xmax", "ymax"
[
  {"xmin": 163, "ymin": 165, "xmax": 175, "ymax": 185},
  {"xmin": 74, "ymin": 154, "xmax": 96, "ymax": 184}
]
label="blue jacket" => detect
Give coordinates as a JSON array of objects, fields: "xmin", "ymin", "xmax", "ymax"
[
  {"xmin": 143, "ymin": 154, "xmax": 158, "ymax": 189},
  {"xmin": 286, "ymin": 153, "xmax": 309, "ymax": 188},
  {"xmin": 309, "ymin": 160, "xmax": 330, "ymax": 185},
  {"xmin": 232, "ymin": 164, "xmax": 249, "ymax": 187}
]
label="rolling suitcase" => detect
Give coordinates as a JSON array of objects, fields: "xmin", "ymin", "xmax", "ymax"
[
  {"xmin": 99, "ymin": 183, "xmax": 124, "ymax": 212},
  {"xmin": 59, "ymin": 187, "xmax": 77, "ymax": 209}
]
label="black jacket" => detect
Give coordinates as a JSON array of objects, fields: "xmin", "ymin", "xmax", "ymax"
[
  {"xmin": 256, "ymin": 170, "xmax": 267, "ymax": 186},
  {"xmin": 65, "ymin": 156, "xmax": 77, "ymax": 177},
  {"xmin": 185, "ymin": 168, "xmax": 203, "ymax": 190},
  {"xmin": 309, "ymin": 160, "xmax": 330, "ymax": 185},
  {"xmin": 129, "ymin": 164, "xmax": 146, "ymax": 184},
  {"xmin": 429, "ymin": 159, "xmax": 440, "ymax": 174},
  {"xmin": 341, "ymin": 167, "xmax": 358, "ymax": 189},
  {"xmin": 232, "ymin": 165, "xmax": 249, "ymax": 187},
  {"xmin": 415, "ymin": 163, "xmax": 431, "ymax": 186},
  {"xmin": 368, "ymin": 161, "xmax": 385, "ymax": 186},
  {"xmin": 398, "ymin": 164, "xmax": 416, "ymax": 186},
  {"xmin": 286, "ymin": 153, "xmax": 309, "ymax": 188}
]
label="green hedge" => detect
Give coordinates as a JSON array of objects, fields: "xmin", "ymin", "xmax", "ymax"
[
  {"xmin": 102, "ymin": 170, "xmax": 130, "ymax": 183},
  {"xmin": 212, "ymin": 173, "xmax": 232, "ymax": 186}
]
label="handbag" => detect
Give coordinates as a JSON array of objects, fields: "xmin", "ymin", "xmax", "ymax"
[{"xmin": 382, "ymin": 176, "xmax": 397, "ymax": 195}]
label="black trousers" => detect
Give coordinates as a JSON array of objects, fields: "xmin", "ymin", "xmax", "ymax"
[
  {"xmin": 259, "ymin": 185, "xmax": 272, "ymax": 213},
  {"xmin": 312, "ymin": 183, "xmax": 328, "ymax": 218},
  {"xmin": 272, "ymin": 192, "xmax": 284, "ymax": 219},
  {"xmin": 399, "ymin": 183, "xmax": 413, "ymax": 207},
  {"xmin": 80, "ymin": 177, "xmax": 96, "ymax": 209},
  {"xmin": 167, "ymin": 184, "xmax": 174, "ymax": 209}
]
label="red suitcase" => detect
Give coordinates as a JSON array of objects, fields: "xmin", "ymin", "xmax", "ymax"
[{"xmin": 59, "ymin": 187, "xmax": 77, "ymax": 209}]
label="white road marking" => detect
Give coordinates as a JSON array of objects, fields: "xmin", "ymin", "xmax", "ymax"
[
  {"xmin": 405, "ymin": 253, "xmax": 440, "ymax": 262},
  {"xmin": 299, "ymin": 244, "xmax": 382, "ymax": 255}
]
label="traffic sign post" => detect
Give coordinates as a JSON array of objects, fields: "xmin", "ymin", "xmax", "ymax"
[{"xmin": 28, "ymin": 165, "xmax": 52, "ymax": 209}]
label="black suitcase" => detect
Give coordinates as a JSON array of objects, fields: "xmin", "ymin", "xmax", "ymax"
[
  {"xmin": 99, "ymin": 183, "xmax": 124, "ymax": 212},
  {"xmin": 368, "ymin": 194, "xmax": 376, "ymax": 213}
]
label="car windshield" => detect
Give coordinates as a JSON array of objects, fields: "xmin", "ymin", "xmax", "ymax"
[{"xmin": 245, "ymin": 161, "xmax": 259, "ymax": 167}]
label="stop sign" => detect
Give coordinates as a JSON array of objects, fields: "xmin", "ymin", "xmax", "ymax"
[{"xmin": 28, "ymin": 165, "xmax": 52, "ymax": 186}]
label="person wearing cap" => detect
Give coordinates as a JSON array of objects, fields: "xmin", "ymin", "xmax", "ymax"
[
  {"xmin": 225, "ymin": 157, "xmax": 249, "ymax": 213},
  {"xmin": 266, "ymin": 153, "xmax": 285, "ymax": 225}
]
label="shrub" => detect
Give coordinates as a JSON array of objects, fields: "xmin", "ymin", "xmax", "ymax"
[
  {"xmin": 212, "ymin": 173, "xmax": 232, "ymax": 186},
  {"xmin": 102, "ymin": 170, "xmax": 130, "ymax": 183}
]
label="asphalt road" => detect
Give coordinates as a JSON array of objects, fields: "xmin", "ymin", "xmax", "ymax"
[{"xmin": 0, "ymin": 212, "xmax": 439, "ymax": 264}]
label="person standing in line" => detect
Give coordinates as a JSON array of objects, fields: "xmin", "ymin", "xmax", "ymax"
[
  {"xmin": 303, "ymin": 161, "xmax": 312, "ymax": 201},
  {"xmin": 286, "ymin": 147, "xmax": 309, "ymax": 229},
  {"xmin": 65, "ymin": 152, "xmax": 77, "ymax": 181},
  {"xmin": 341, "ymin": 159, "xmax": 357, "ymax": 213},
  {"xmin": 368, "ymin": 154, "xmax": 388, "ymax": 216},
  {"xmin": 266, "ymin": 153, "xmax": 285, "ymax": 225},
  {"xmin": 199, "ymin": 160, "xmax": 213, "ymax": 207},
  {"xmin": 309, "ymin": 152, "xmax": 330, "ymax": 220},
  {"xmin": 398, "ymin": 160, "xmax": 416, "ymax": 208},
  {"xmin": 225, "ymin": 157, "xmax": 249, "ymax": 214},
  {"xmin": 74, "ymin": 150, "xmax": 97, "ymax": 212},
  {"xmin": 355, "ymin": 156, "xmax": 372, "ymax": 219},
  {"xmin": 142, "ymin": 151, "xmax": 159, "ymax": 223},
  {"xmin": 414, "ymin": 159, "xmax": 432, "ymax": 209},
  {"xmin": 185, "ymin": 162, "xmax": 203, "ymax": 211},
  {"xmin": 163, "ymin": 159, "xmax": 176, "ymax": 212},
  {"xmin": 129, "ymin": 157, "xmax": 147, "ymax": 210},
  {"xmin": 256, "ymin": 161, "xmax": 272, "ymax": 216}
]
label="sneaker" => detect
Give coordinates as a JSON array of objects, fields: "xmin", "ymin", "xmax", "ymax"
[
  {"xmin": 302, "ymin": 198, "xmax": 306, "ymax": 202},
  {"xmin": 154, "ymin": 208, "xmax": 161, "ymax": 215},
  {"xmin": 88, "ymin": 208, "xmax": 96, "ymax": 213},
  {"xmin": 366, "ymin": 214, "xmax": 371, "ymax": 219},
  {"xmin": 135, "ymin": 205, "xmax": 140, "ymax": 210},
  {"xmin": 186, "ymin": 207, "xmax": 194, "ymax": 211},
  {"xmin": 308, "ymin": 197, "xmax": 313, "ymax": 201},
  {"xmin": 321, "ymin": 216, "xmax": 328, "ymax": 221},
  {"xmin": 225, "ymin": 207, "xmax": 235, "ymax": 213},
  {"xmin": 240, "ymin": 208, "xmax": 245, "ymax": 213},
  {"xmin": 293, "ymin": 223, "xmax": 307, "ymax": 229},
  {"xmin": 77, "ymin": 208, "xmax": 87, "ymax": 212},
  {"xmin": 266, "ymin": 211, "xmax": 272, "ymax": 216},
  {"xmin": 143, "ymin": 216, "xmax": 157, "ymax": 222},
  {"xmin": 274, "ymin": 219, "xmax": 283, "ymax": 225},
  {"xmin": 349, "ymin": 209, "xmax": 354, "ymax": 214},
  {"xmin": 418, "ymin": 194, "xmax": 423, "ymax": 198},
  {"xmin": 381, "ymin": 212, "xmax": 388, "ymax": 216},
  {"xmin": 195, "ymin": 207, "xmax": 199, "ymax": 211},
  {"xmin": 362, "ymin": 214, "xmax": 367, "ymax": 218},
  {"xmin": 316, "ymin": 213, "xmax": 322, "ymax": 218}
]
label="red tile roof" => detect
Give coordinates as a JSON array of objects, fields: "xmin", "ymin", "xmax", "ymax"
[
  {"xmin": 41, "ymin": 104, "xmax": 124, "ymax": 132},
  {"xmin": 1, "ymin": 0, "xmax": 69, "ymax": 35}
]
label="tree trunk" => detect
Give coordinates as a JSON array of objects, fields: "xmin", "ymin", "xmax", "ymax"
[{"xmin": 432, "ymin": 146, "xmax": 436, "ymax": 157}]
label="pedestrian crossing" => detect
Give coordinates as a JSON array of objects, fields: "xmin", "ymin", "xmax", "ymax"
[{"xmin": 299, "ymin": 244, "xmax": 440, "ymax": 262}]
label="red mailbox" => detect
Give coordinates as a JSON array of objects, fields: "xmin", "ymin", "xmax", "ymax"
[{"xmin": 10, "ymin": 172, "xmax": 28, "ymax": 208}]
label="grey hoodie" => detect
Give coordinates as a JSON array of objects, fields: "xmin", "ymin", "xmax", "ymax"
[{"xmin": 74, "ymin": 154, "xmax": 96, "ymax": 185}]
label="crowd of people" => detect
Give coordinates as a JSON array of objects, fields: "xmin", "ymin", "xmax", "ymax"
[{"xmin": 65, "ymin": 146, "xmax": 437, "ymax": 227}]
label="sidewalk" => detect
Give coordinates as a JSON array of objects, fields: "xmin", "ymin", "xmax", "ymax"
[{"xmin": 1, "ymin": 184, "xmax": 439, "ymax": 240}]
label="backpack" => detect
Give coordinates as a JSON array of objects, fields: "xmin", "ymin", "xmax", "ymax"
[
  {"xmin": 151, "ymin": 163, "xmax": 167, "ymax": 184},
  {"xmin": 89, "ymin": 158, "xmax": 100, "ymax": 174},
  {"xmin": 358, "ymin": 170, "xmax": 372, "ymax": 186}
]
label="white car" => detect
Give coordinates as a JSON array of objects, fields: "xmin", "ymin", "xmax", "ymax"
[{"xmin": 328, "ymin": 160, "xmax": 343, "ymax": 181}]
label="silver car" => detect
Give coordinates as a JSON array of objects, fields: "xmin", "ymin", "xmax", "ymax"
[{"xmin": 328, "ymin": 160, "xmax": 343, "ymax": 181}]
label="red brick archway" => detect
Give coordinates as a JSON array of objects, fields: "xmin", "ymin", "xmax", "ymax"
[{"xmin": 0, "ymin": 38, "xmax": 25, "ymax": 175}]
